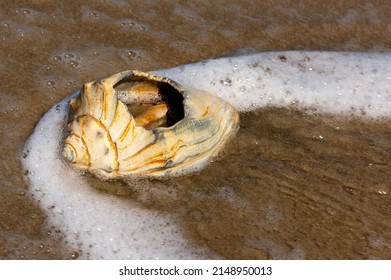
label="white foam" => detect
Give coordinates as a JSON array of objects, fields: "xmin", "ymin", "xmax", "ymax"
[
  {"xmin": 22, "ymin": 51, "xmax": 391, "ymax": 259},
  {"xmin": 153, "ymin": 51, "xmax": 391, "ymax": 118}
]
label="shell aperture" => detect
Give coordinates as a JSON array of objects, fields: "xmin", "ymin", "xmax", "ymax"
[{"xmin": 62, "ymin": 70, "xmax": 239, "ymax": 178}]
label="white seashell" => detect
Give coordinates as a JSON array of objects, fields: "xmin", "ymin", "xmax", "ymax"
[{"xmin": 62, "ymin": 70, "xmax": 239, "ymax": 178}]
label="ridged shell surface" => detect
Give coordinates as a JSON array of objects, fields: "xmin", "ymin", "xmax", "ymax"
[{"xmin": 62, "ymin": 70, "xmax": 239, "ymax": 178}]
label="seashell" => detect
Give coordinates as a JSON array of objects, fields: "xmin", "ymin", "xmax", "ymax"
[{"xmin": 62, "ymin": 70, "xmax": 239, "ymax": 178}]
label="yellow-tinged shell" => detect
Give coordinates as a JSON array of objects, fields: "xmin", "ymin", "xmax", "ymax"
[{"xmin": 62, "ymin": 70, "xmax": 239, "ymax": 178}]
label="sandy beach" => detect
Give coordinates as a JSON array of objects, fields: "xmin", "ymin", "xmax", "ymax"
[{"xmin": 0, "ymin": 0, "xmax": 390, "ymax": 259}]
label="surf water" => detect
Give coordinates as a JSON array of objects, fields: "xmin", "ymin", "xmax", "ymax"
[
  {"xmin": 154, "ymin": 51, "xmax": 391, "ymax": 117},
  {"xmin": 21, "ymin": 51, "xmax": 391, "ymax": 259}
]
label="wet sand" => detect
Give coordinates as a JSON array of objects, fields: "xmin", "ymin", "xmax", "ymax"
[{"xmin": 1, "ymin": 0, "xmax": 390, "ymax": 259}]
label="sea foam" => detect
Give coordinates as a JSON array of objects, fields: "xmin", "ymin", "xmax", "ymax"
[
  {"xmin": 22, "ymin": 51, "xmax": 391, "ymax": 259},
  {"xmin": 154, "ymin": 51, "xmax": 391, "ymax": 117}
]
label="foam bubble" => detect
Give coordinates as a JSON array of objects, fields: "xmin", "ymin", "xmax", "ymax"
[
  {"xmin": 153, "ymin": 51, "xmax": 391, "ymax": 118},
  {"xmin": 22, "ymin": 51, "xmax": 391, "ymax": 259}
]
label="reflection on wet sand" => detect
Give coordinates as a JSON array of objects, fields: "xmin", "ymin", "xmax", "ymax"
[{"xmin": 121, "ymin": 109, "xmax": 391, "ymax": 259}]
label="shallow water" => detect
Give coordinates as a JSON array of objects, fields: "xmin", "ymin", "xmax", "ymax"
[{"xmin": 1, "ymin": 0, "xmax": 391, "ymax": 259}]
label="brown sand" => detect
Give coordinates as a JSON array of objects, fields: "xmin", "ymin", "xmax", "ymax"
[{"xmin": 0, "ymin": 0, "xmax": 390, "ymax": 259}]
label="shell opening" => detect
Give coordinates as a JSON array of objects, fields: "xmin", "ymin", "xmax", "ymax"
[{"xmin": 114, "ymin": 76, "xmax": 185, "ymax": 129}]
